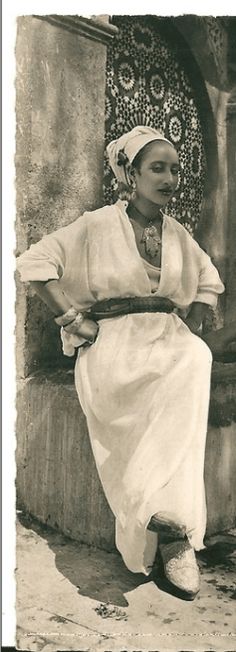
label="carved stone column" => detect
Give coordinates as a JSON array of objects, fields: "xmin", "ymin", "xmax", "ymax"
[
  {"xmin": 16, "ymin": 15, "xmax": 118, "ymax": 376},
  {"xmin": 225, "ymin": 87, "xmax": 236, "ymax": 323}
]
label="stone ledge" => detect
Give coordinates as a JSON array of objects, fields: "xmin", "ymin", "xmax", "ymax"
[
  {"xmin": 18, "ymin": 360, "xmax": 236, "ymax": 429},
  {"xmin": 16, "ymin": 372, "xmax": 116, "ymax": 550},
  {"xmin": 211, "ymin": 361, "xmax": 236, "ymax": 382},
  {"xmin": 209, "ymin": 362, "xmax": 236, "ymax": 427},
  {"xmin": 16, "ymin": 365, "xmax": 236, "ymax": 547},
  {"xmin": 19, "ymin": 359, "xmax": 236, "ymax": 382}
]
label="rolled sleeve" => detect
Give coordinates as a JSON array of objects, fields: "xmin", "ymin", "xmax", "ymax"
[
  {"xmin": 194, "ymin": 289, "xmax": 218, "ymax": 308},
  {"xmin": 16, "ymin": 235, "xmax": 65, "ymax": 282},
  {"xmin": 195, "ymin": 250, "xmax": 225, "ymax": 307}
]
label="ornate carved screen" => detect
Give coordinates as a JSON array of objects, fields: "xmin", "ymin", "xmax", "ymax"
[{"xmin": 104, "ymin": 16, "xmax": 206, "ymax": 236}]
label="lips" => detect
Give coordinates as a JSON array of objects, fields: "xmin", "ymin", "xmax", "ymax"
[{"xmin": 158, "ymin": 189, "xmax": 173, "ymax": 196}]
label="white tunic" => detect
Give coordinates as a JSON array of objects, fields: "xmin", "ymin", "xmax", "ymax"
[{"xmin": 17, "ymin": 200, "xmax": 225, "ymax": 574}]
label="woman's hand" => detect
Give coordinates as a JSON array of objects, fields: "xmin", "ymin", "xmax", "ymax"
[
  {"xmin": 64, "ymin": 317, "xmax": 99, "ymax": 344},
  {"xmin": 183, "ymin": 317, "xmax": 201, "ymax": 335},
  {"xmin": 182, "ymin": 302, "xmax": 209, "ymax": 335}
]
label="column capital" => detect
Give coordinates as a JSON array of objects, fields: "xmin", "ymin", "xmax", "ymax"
[{"xmin": 34, "ymin": 15, "xmax": 118, "ymax": 46}]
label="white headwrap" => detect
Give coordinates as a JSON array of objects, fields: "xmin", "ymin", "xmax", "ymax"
[{"xmin": 106, "ymin": 125, "xmax": 174, "ymax": 185}]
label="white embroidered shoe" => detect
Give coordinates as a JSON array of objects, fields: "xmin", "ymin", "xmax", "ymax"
[{"xmin": 159, "ymin": 539, "xmax": 200, "ymax": 599}]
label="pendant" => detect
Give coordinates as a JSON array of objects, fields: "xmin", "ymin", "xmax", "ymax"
[{"xmin": 141, "ymin": 222, "xmax": 161, "ymax": 259}]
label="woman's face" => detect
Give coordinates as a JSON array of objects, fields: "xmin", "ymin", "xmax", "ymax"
[{"xmin": 132, "ymin": 141, "xmax": 179, "ymax": 207}]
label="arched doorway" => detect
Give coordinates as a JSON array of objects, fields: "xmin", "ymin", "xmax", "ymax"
[{"xmin": 104, "ymin": 16, "xmax": 207, "ymax": 236}]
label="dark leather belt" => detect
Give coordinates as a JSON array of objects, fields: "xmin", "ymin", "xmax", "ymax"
[{"xmin": 88, "ymin": 296, "xmax": 174, "ymax": 320}]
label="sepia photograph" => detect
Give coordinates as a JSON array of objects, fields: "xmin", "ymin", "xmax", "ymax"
[{"xmin": 3, "ymin": 4, "xmax": 236, "ymax": 651}]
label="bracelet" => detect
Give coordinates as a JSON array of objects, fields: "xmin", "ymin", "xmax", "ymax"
[
  {"xmin": 72, "ymin": 312, "xmax": 85, "ymax": 329},
  {"xmin": 63, "ymin": 312, "xmax": 85, "ymax": 334},
  {"xmin": 54, "ymin": 306, "xmax": 78, "ymax": 326}
]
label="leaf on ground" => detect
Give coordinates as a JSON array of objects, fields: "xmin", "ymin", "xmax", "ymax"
[{"xmin": 94, "ymin": 602, "xmax": 127, "ymax": 620}]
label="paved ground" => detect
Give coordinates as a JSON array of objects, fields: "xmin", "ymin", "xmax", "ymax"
[{"xmin": 16, "ymin": 514, "xmax": 236, "ymax": 651}]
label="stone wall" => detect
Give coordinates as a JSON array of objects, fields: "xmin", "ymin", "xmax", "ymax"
[
  {"xmin": 15, "ymin": 16, "xmax": 108, "ymax": 376},
  {"xmin": 225, "ymin": 88, "xmax": 236, "ymax": 324}
]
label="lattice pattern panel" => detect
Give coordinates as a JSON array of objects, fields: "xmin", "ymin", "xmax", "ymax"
[{"xmin": 104, "ymin": 16, "xmax": 206, "ymax": 235}]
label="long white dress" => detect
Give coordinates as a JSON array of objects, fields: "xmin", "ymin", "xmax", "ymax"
[{"xmin": 17, "ymin": 199, "xmax": 225, "ymax": 575}]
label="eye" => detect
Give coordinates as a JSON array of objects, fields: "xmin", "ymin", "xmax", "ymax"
[
  {"xmin": 171, "ymin": 166, "xmax": 179, "ymax": 175},
  {"xmin": 150, "ymin": 165, "xmax": 163, "ymax": 173}
]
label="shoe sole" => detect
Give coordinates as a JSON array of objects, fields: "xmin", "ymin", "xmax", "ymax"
[
  {"xmin": 158, "ymin": 574, "xmax": 199, "ymax": 600},
  {"xmin": 152, "ymin": 550, "xmax": 199, "ymax": 601}
]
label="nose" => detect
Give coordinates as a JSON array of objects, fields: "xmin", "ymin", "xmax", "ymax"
[
  {"xmin": 165, "ymin": 169, "xmax": 175, "ymax": 184},
  {"xmin": 163, "ymin": 170, "xmax": 177, "ymax": 188}
]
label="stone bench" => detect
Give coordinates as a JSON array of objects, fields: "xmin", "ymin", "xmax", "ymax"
[{"xmin": 16, "ymin": 363, "xmax": 236, "ymax": 550}]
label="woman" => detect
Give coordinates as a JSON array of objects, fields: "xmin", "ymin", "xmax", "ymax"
[{"xmin": 17, "ymin": 126, "xmax": 224, "ymax": 600}]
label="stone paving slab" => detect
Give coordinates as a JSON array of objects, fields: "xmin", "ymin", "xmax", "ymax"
[{"xmin": 16, "ymin": 515, "xmax": 236, "ymax": 651}]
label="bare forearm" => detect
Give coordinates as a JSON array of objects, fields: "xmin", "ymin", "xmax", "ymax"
[
  {"xmin": 30, "ymin": 280, "xmax": 71, "ymax": 316},
  {"xmin": 30, "ymin": 280, "xmax": 99, "ymax": 343},
  {"xmin": 186, "ymin": 302, "xmax": 209, "ymax": 330}
]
